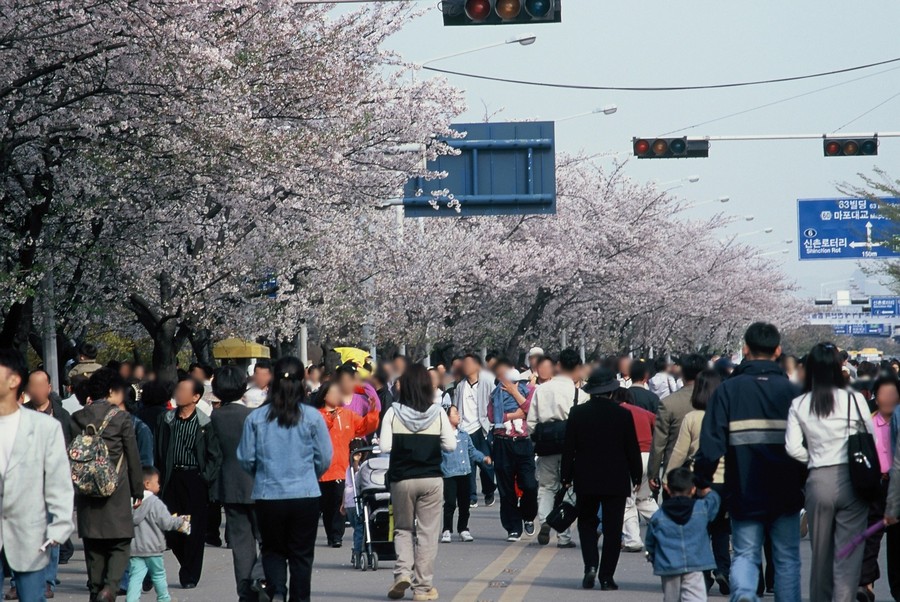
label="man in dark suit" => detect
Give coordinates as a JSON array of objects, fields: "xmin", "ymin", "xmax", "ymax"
[
  {"xmin": 627, "ymin": 359, "xmax": 660, "ymax": 414},
  {"xmin": 562, "ymin": 367, "xmax": 642, "ymax": 592},
  {"xmin": 209, "ymin": 366, "xmax": 264, "ymax": 602}
]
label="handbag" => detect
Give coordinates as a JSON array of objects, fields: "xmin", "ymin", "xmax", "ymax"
[
  {"xmin": 531, "ymin": 384, "xmax": 580, "ymax": 456},
  {"xmin": 545, "ymin": 486, "xmax": 577, "ymax": 533},
  {"xmin": 847, "ymin": 392, "xmax": 881, "ymax": 502}
]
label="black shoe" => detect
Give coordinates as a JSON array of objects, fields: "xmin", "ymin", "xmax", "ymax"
[
  {"xmin": 557, "ymin": 541, "xmax": 576, "ymax": 549},
  {"xmin": 714, "ymin": 571, "xmax": 730, "ymax": 596},
  {"xmin": 599, "ymin": 578, "xmax": 619, "ymax": 591},
  {"xmin": 484, "ymin": 493, "xmax": 496, "ymax": 507},
  {"xmin": 117, "ymin": 589, "xmax": 127, "ymax": 597},
  {"xmin": 582, "ymin": 567, "xmax": 597, "ymax": 590},
  {"xmin": 330, "ymin": 540, "xmax": 342, "ymax": 548},
  {"xmin": 252, "ymin": 579, "xmax": 270, "ymax": 602},
  {"xmin": 142, "ymin": 574, "xmax": 152, "ymax": 593},
  {"xmin": 182, "ymin": 583, "xmax": 197, "ymax": 589},
  {"xmin": 704, "ymin": 571, "xmax": 715, "ymax": 592}
]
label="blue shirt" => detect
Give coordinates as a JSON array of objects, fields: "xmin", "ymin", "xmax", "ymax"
[
  {"xmin": 441, "ymin": 429, "xmax": 485, "ymax": 478},
  {"xmin": 238, "ymin": 404, "xmax": 332, "ymax": 500},
  {"xmin": 645, "ymin": 491, "xmax": 720, "ymax": 576}
]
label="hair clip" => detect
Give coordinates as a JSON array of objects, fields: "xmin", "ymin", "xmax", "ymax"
[{"xmin": 283, "ymin": 372, "xmax": 291, "ymax": 378}]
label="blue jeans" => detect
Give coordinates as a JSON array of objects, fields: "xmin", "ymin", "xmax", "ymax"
[
  {"xmin": 730, "ymin": 513, "xmax": 801, "ymax": 602},
  {"xmin": 43, "ymin": 545, "xmax": 59, "ymax": 590},
  {"xmin": 0, "ymin": 550, "xmax": 47, "ymax": 602},
  {"xmin": 126, "ymin": 556, "xmax": 170, "ymax": 602},
  {"xmin": 347, "ymin": 507, "xmax": 365, "ymax": 553}
]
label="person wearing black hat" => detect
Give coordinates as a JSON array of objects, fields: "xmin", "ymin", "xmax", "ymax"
[{"xmin": 561, "ymin": 366, "xmax": 642, "ymax": 591}]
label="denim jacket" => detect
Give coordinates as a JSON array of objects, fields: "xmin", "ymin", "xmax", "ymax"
[
  {"xmin": 645, "ymin": 491, "xmax": 720, "ymax": 576},
  {"xmin": 441, "ymin": 429, "xmax": 486, "ymax": 478},
  {"xmin": 238, "ymin": 404, "xmax": 333, "ymax": 500},
  {"xmin": 490, "ymin": 382, "xmax": 530, "ymax": 429}
]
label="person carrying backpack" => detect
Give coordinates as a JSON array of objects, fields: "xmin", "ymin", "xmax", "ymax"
[{"xmin": 71, "ymin": 368, "xmax": 143, "ymax": 602}]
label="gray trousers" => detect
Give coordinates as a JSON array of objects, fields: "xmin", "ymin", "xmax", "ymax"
[
  {"xmin": 535, "ymin": 454, "xmax": 572, "ymax": 544},
  {"xmin": 224, "ymin": 503, "xmax": 265, "ymax": 602},
  {"xmin": 661, "ymin": 571, "xmax": 707, "ymax": 601},
  {"xmin": 391, "ymin": 477, "xmax": 443, "ymax": 595},
  {"xmin": 806, "ymin": 464, "xmax": 869, "ymax": 602}
]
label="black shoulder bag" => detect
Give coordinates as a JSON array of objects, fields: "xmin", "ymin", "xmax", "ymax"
[
  {"xmin": 531, "ymin": 384, "xmax": 579, "ymax": 457},
  {"xmin": 847, "ymin": 392, "xmax": 881, "ymax": 502}
]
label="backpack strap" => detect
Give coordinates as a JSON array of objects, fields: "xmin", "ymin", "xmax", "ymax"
[{"xmin": 96, "ymin": 407, "xmax": 120, "ymax": 436}]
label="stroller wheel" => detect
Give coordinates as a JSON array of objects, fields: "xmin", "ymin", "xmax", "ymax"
[{"xmin": 368, "ymin": 552, "xmax": 379, "ymax": 571}]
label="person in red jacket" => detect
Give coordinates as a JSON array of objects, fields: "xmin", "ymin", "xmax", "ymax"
[
  {"xmin": 315, "ymin": 381, "xmax": 379, "ymax": 547},
  {"xmin": 610, "ymin": 387, "xmax": 657, "ymax": 553}
]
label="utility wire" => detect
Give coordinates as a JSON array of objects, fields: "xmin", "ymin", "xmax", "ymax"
[
  {"xmin": 422, "ymin": 55, "xmax": 900, "ymax": 91},
  {"xmin": 833, "ymin": 89, "xmax": 900, "ymax": 132},
  {"xmin": 657, "ymin": 63, "xmax": 900, "ymax": 136}
]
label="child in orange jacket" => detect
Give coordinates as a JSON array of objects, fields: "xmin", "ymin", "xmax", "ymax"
[{"xmin": 316, "ymin": 381, "xmax": 379, "ymax": 547}]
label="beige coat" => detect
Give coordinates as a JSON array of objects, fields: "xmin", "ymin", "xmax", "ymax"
[
  {"xmin": 666, "ymin": 410, "xmax": 725, "ymax": 484},
  {"xmin": 0, "ymin": 409, "xmax": 74, "ymax": 572}
]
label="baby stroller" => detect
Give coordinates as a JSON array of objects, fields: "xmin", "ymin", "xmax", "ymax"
[{"xmin": 354, "ymin": 446, "xmax": 395, "ymax": 571}]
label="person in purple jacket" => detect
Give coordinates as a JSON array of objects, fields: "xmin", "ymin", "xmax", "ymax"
[{"xmin": 335, "ymin": 362, "xmax": 382, "ymax": 419}]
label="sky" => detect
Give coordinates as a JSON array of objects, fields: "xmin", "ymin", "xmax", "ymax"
[{"xmin": 374, "ymin": 0, "xmax": 900, "ymax": 298}]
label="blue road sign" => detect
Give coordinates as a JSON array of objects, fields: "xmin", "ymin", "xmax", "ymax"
[
  {"xmin": 871, "ymin": 296, "xmax": 900, "ymax": 316},
  {"xmin": 833, "ymin": 323, "xmax": 890, "ymax": 337},
  {"xmin": 402, "ymin": 121, "xmax": 556, "ymax": 217},
  {"xmin": 798, "ymin": 197, "xmax": 900, "ymax": 260}
]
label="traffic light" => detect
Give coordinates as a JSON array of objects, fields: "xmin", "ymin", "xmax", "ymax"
[
  {"xmin": 823, "ymin": 136, "xmax": 878, "ymax": 157},
  {"xmin": 442, "ymin": 0, "xmax": 562, "ymax": 25},
  {"xmin": 632, "ymin": 137, "xmax": 710, "ymax": 159}
]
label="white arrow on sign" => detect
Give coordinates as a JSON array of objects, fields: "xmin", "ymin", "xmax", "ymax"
[{"xmin": 849, "ymin": 221, "xmax": 882, "ymax": 249}]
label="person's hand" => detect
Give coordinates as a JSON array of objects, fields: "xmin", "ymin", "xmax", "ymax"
[
  {"xmin": 133, "ymin": 498, "xmax": 143, "ymax": 509},
  {"xmin": 501, "ymin": 380, "xmax": 517, "ymax": 395},
  {"xmin": 633, "ymin": 483, "xmax": 641, "ymax": 495},
  {"xmin": 648, "ymin": 478, "xmax": 660, "ymax": 492},
  {"xmin": 339, "ymin": 504, "xmax": 346, "ymax": 516},
  {"xmin": 484, "ymin": 456, "xmax": 493, "ymax": 466},
  {"xmin": 885, "ymin": 516, "xmax": 899, "ymax": 526},
  {"xmin": 562, "ymin": 481, "xmax": 572, "ymax": 489}
]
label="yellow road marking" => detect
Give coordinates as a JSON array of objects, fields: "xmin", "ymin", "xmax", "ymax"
[
  {"xmin": 497, "ymin": 544, "xmax": 558, "ymax": 600},
  {"xmin": 452, "ymin": 542, "xmax": 532, "ymax": 602}
]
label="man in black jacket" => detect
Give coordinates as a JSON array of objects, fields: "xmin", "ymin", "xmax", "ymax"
[
  {"xmin": 628, "ymin": 359, "xmax": 660, "ymax": 414},
  {"xmin": 155, "ymin": 376, "xmax": 222, "ymax": 589},
  {"xmin": 695, "ymin": 322, "xmax": 805, "ymax": 602},
  {"xmin": 562, "ymin": 367, "xmax": 642, "ymax": 592},
  {"xmin": 209, "ymin": 366, "xmax": 264, "ymax": 602}
]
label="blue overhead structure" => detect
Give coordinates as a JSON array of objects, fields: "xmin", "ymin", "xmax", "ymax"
[{"xmin": 402, "ymin": 121, "xmax": 556, "ymax": 217}]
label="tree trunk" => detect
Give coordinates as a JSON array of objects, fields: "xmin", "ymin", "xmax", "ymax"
[
  {"xmin": 503, "ymin": 287, "xmax": 553, "ymax": 360},
  {"xmin": 188, "ymin": 328, "xmax": 215, "ymax": 367},
  {"xmin": 126, "ymin": 293, "xmax": 189, "ymax": 384},
  {"xmin": 0, "ymin": 298, "xmax": 35, "ymax": 354}
]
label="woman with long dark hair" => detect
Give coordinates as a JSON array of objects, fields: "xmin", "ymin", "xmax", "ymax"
[
  {"xmin": 786, "ymin": 343, "xmax": 875, "ymax": 602},
  {"xmin": 667, "ymin": 369, "xmax": 730, "ymax": 593},
  {"xmin": 238, "ymin": 356, "xmax": 332, "ymax": 602},
  {"xmin": 381, "ymin": 363, "xmax": 456, "ymax": 601}
]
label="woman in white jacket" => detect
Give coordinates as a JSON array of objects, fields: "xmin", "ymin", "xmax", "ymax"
[{"xmin": 785, "ymin": 343, "xmax": 875, "ymax": 602}]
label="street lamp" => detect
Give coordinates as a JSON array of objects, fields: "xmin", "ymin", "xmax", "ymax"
[
  {"xmin": 721, "ymin": 227, "xmax": 773, "ymax": 243},
  {"xmin": 754, "ymin": 248, "xmax": 790, "ymax": 258},
  {"xmin": 417, "ymin": 33, "xmax": 537, "ymax": 67},
  {"xmin": 556, "ymin": 105, "xmax": 619, "ymax": 122},
  {"xmin": 659, "ymin": 175, "xmax": 700, "ymax": 192},
  {"xmin": 682, "ymin": 196, "xmax": 730, "ymax": 210}
]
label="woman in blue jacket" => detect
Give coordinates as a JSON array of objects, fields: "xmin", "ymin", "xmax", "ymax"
[{"xmin": 238, "ymin": 356, "xmax": 332, "ymax": 602}]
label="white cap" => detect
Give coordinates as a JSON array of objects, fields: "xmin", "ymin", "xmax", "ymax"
[
  {"xmin": 506, "ymin": 368, "xmax": 523, "ymax": 382},
  {"xmin": 528, "ymin": 346, "xmax": 544, "ymax": 358}
]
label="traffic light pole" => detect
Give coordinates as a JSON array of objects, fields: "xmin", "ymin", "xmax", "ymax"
[{"xmin": 690, "ymin": 131, "xmax": 900, "ymax": 141}]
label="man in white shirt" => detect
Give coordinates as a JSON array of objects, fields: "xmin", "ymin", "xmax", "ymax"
[
  {"xmin": 242, "ymin": 360, "xmax": 272, "ymax": 409},
  {"xmin": 526, "ymin": 349, "xmax": 588, "ymax": 548},
  {"xmin": 519, "ymin": 347, "xmax": 545, "ymax": 382},
  {"xmin": 0, "ymin": 348, "xmax": 74, "ymax": 602},
  {"xmin": 452, "ymin": 354, "xmax": 496, "ymax": 508}
]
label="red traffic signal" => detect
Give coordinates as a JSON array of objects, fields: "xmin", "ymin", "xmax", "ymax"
[
  {"xmin": 823, "ymin": 137, "xmax": 878, "ymax": 157},
  {"xmin": 442, "ymin": 0, "xmax": 561, "ymax": 25},
  {"xmin": 633, "ymin": 137, "xmax": 709, "ymax": 159}
]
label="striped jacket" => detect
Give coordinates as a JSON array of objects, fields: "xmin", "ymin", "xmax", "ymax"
[{"xmin": 695, "ymin": 360, "xmax": 806, "ymax": 521}]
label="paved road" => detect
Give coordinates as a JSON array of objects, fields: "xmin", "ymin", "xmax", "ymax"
[{"xmin": 47, "ymin": 504, "xmax": 894, "ymax": 601}]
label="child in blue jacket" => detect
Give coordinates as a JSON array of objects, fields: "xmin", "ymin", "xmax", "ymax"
[
  {"xmin": 645, "ymin": 467, "xmax": 720, "ymax": 602},
  {"xmin": 441, "ymin": 405, "xmax": 491, "ymax": 543}
]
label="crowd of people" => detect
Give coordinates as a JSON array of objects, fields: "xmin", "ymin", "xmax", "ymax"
[{"xmin": 3, "ymin": 323, "xmax": 900, "ymax": 601}]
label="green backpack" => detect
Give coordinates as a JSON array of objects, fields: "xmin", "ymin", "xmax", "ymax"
[{"xmin": 68, "ymin": 408, "xmax": 123, "ymax": 497}]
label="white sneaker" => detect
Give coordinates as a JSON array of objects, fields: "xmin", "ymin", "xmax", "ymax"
[
  {"xmin": 459, "ymin": 530, "xmax": 474, "ymax": 542},
  {"xmin": 441, "ymin": 530, "xmax": 451, "ymax": 543}
]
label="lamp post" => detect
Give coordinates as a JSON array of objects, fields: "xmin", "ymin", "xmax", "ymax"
[
  {"xmin": 555, "ymin": 105, "xmax": 618, "ymax": 122},
  {"xmin": 659, "ymin": 175, "xmax": 700, "ymax": 192},
  {"xmin": 417, "ymin": 33, "xmax": 537, "ymax": 67},
  {"xmin": 682, "ymin": 196, "xmax": 730, "ymax": 210}
]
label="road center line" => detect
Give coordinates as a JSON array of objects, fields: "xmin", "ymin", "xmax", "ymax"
[
  {"xmin": 497, "ymin": 544, "xmax": 558, "ymax": 600},
  {"xmin": 451, "ymin": 541, "xmax": 532, "ymax": 602}
]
